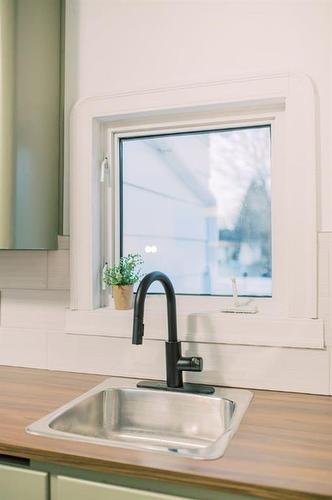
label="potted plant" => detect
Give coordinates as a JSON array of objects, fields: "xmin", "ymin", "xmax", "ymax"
[{"xmin": 103, "ymin": 254, "xmax": 143, "ymax": 310}]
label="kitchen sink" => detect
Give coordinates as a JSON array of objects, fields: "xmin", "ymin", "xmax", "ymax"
[{"xmin": 26, "ymin": 378, "xmax": 252, "ymax": 460}]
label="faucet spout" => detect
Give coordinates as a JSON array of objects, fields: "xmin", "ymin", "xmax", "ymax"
[{"xmin": 132, "ymin": 271, "xmax": 178, "ymax": 345}]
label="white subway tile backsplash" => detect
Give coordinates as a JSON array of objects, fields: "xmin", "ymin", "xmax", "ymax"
[
  {"xmin": 47, "ymin": 250, "xmax": 70, "ymax": 290},
  {"xmin": 0, "ymin": 251, "xmax": 47, "ymax": 289},
  {"xmin": 47, "ymin": 333, "xmax": 165, "ymax": 379},
  {"xmin": 184, "ymin": 343, "xmax": 330, "ymax": 394},
  {"xmin": 0, "ymin": 328, "xmax": 47, "ymax": 368},
  {"xmin": 318, "ymin": 233, "xmax": 330, "ymax": 297},
  {"xmin": 329, "ymin": 347, "xmax": 332, "ymax": 395},
  {"xmin": 0, "ymin": 233, "xmax": 330, "ymax": 395},
  {"xmin": 319, "ymin": 233, "xmax": 332, "ymax": 345},
  {"xmin": 57, "ymin": 235, "xmax": 70, "ymax": 250},
  {"xmin": 1, "ymin": 290, "xmax": 69, "ymax": 331},
  {"xmin": 47, "ymin": 334, "xmax": 330, "ymax": 394},
  {"xmin": 318, "ymin": 233, "xmax": 332, "ymax": 345}
]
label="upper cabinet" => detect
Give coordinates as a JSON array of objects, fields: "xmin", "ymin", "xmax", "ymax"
[{"xmin": 0, "ymin": 0, "xmax": 62, "ymax": 249}]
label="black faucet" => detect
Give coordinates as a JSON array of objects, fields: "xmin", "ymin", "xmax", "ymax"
[{"xmin": 132, "ymin": 271, "xmax": 214, "ymax": 394}]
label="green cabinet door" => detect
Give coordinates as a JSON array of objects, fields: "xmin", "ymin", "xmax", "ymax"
[
  {"xmin": 52, "ymin": 475, "xmax": 190, "ymax": 500},
  {"xmin": 0, "ymin": 464, "xmax": 48, "ymax": 500}
]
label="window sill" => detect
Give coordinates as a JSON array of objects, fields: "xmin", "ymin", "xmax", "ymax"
[{"xmin": 65, "ymin": 307, "xmax": 324, "ymax": 349}]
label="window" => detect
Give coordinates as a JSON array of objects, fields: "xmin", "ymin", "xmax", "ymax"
[
  {"xmin": 69, "ymin": 73, "xmax": 318, "ymax": 331},
  {"xmin": 120, "ymin": 125, "xmax": 272, "ymax": 297}
]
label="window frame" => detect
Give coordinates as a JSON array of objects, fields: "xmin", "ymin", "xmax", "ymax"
[
  {"xmin": 106, "ymin": 112, "xmax": 286, "ymax": 316},
  {"xmin": 117, "ymin": 122, "xmax": 273, "ymax": 300},
  {"xmin": 116, "ymin": 121, "xmax": 276, "ymax": 300},
  {"xmin": 68, "ymin": 73, "xmax": 322, "ymax": 348}
]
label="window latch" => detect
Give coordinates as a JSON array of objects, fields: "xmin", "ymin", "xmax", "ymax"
[
  {"xmin": 100, "ymin": 156, "xmax": 110, "ymax": 184},
  {"xmin": 101, "ymin": 261, "xmax": 108, "ymax": 290}
]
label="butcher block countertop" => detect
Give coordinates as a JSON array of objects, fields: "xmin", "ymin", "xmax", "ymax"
[{"xmin": 0, "ymin": 366, "xmax": 331, "ymax": 499}]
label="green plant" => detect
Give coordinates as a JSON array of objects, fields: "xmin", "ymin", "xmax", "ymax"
[{"xmin": 103, "ymin": 254, "xmax": 144, "ymax": 287}]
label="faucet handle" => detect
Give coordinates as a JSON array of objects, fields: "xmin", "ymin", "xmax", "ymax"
[
  {"xmin": 190, "ymin": 356, "xmax": 203, "ymax": 371},
  {"xmin": 177, "ymin": 356, "xmax": 203, "ymax": 372}
]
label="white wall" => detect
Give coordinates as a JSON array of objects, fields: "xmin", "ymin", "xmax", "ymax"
[
  {"xmin": 64, "ymin": 0, "xmax": 332, "ymax": 233},
  {"xmin": 0, "ymin": 0, "xmax": 331, "ymax": 394}
]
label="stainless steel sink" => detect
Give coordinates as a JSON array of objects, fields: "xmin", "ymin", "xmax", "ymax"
[{"xmin": 26, "ymin": 378, "xmax": 252, "ymax": 460}]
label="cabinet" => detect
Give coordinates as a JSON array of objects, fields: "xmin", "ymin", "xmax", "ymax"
[
  {"xmin": 0, "ymin": 0, "xmax": 62, "ymax": 249},
  {"xmin": 0, "ymin": 460, "xmax": 257, "ymax": 500},
  {"xmin": 52, "ymin": 475, "xmax": 186, "ymax": 500},
  {"xmin": 0, "ymin": 464, "xmax": 48, "ymax": 500}
]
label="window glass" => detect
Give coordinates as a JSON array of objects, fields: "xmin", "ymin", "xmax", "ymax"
[{"xmin": 120, "ymin": 125, "xmax": 271, "ymax": 296}]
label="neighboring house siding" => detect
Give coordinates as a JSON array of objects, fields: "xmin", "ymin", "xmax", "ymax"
[{"xmin": 122, "ymin": 140, "xmax": 214, "ymax": 293}]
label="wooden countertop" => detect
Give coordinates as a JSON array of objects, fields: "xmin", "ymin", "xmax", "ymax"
[{"xmin": 0, "ymin": 366, "xmax": 331, "ymax": 499}]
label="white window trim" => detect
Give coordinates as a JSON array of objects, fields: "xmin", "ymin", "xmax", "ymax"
[{"xmin": 68, "ymin": 72, "xmax": 323, "ymax": 348}]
